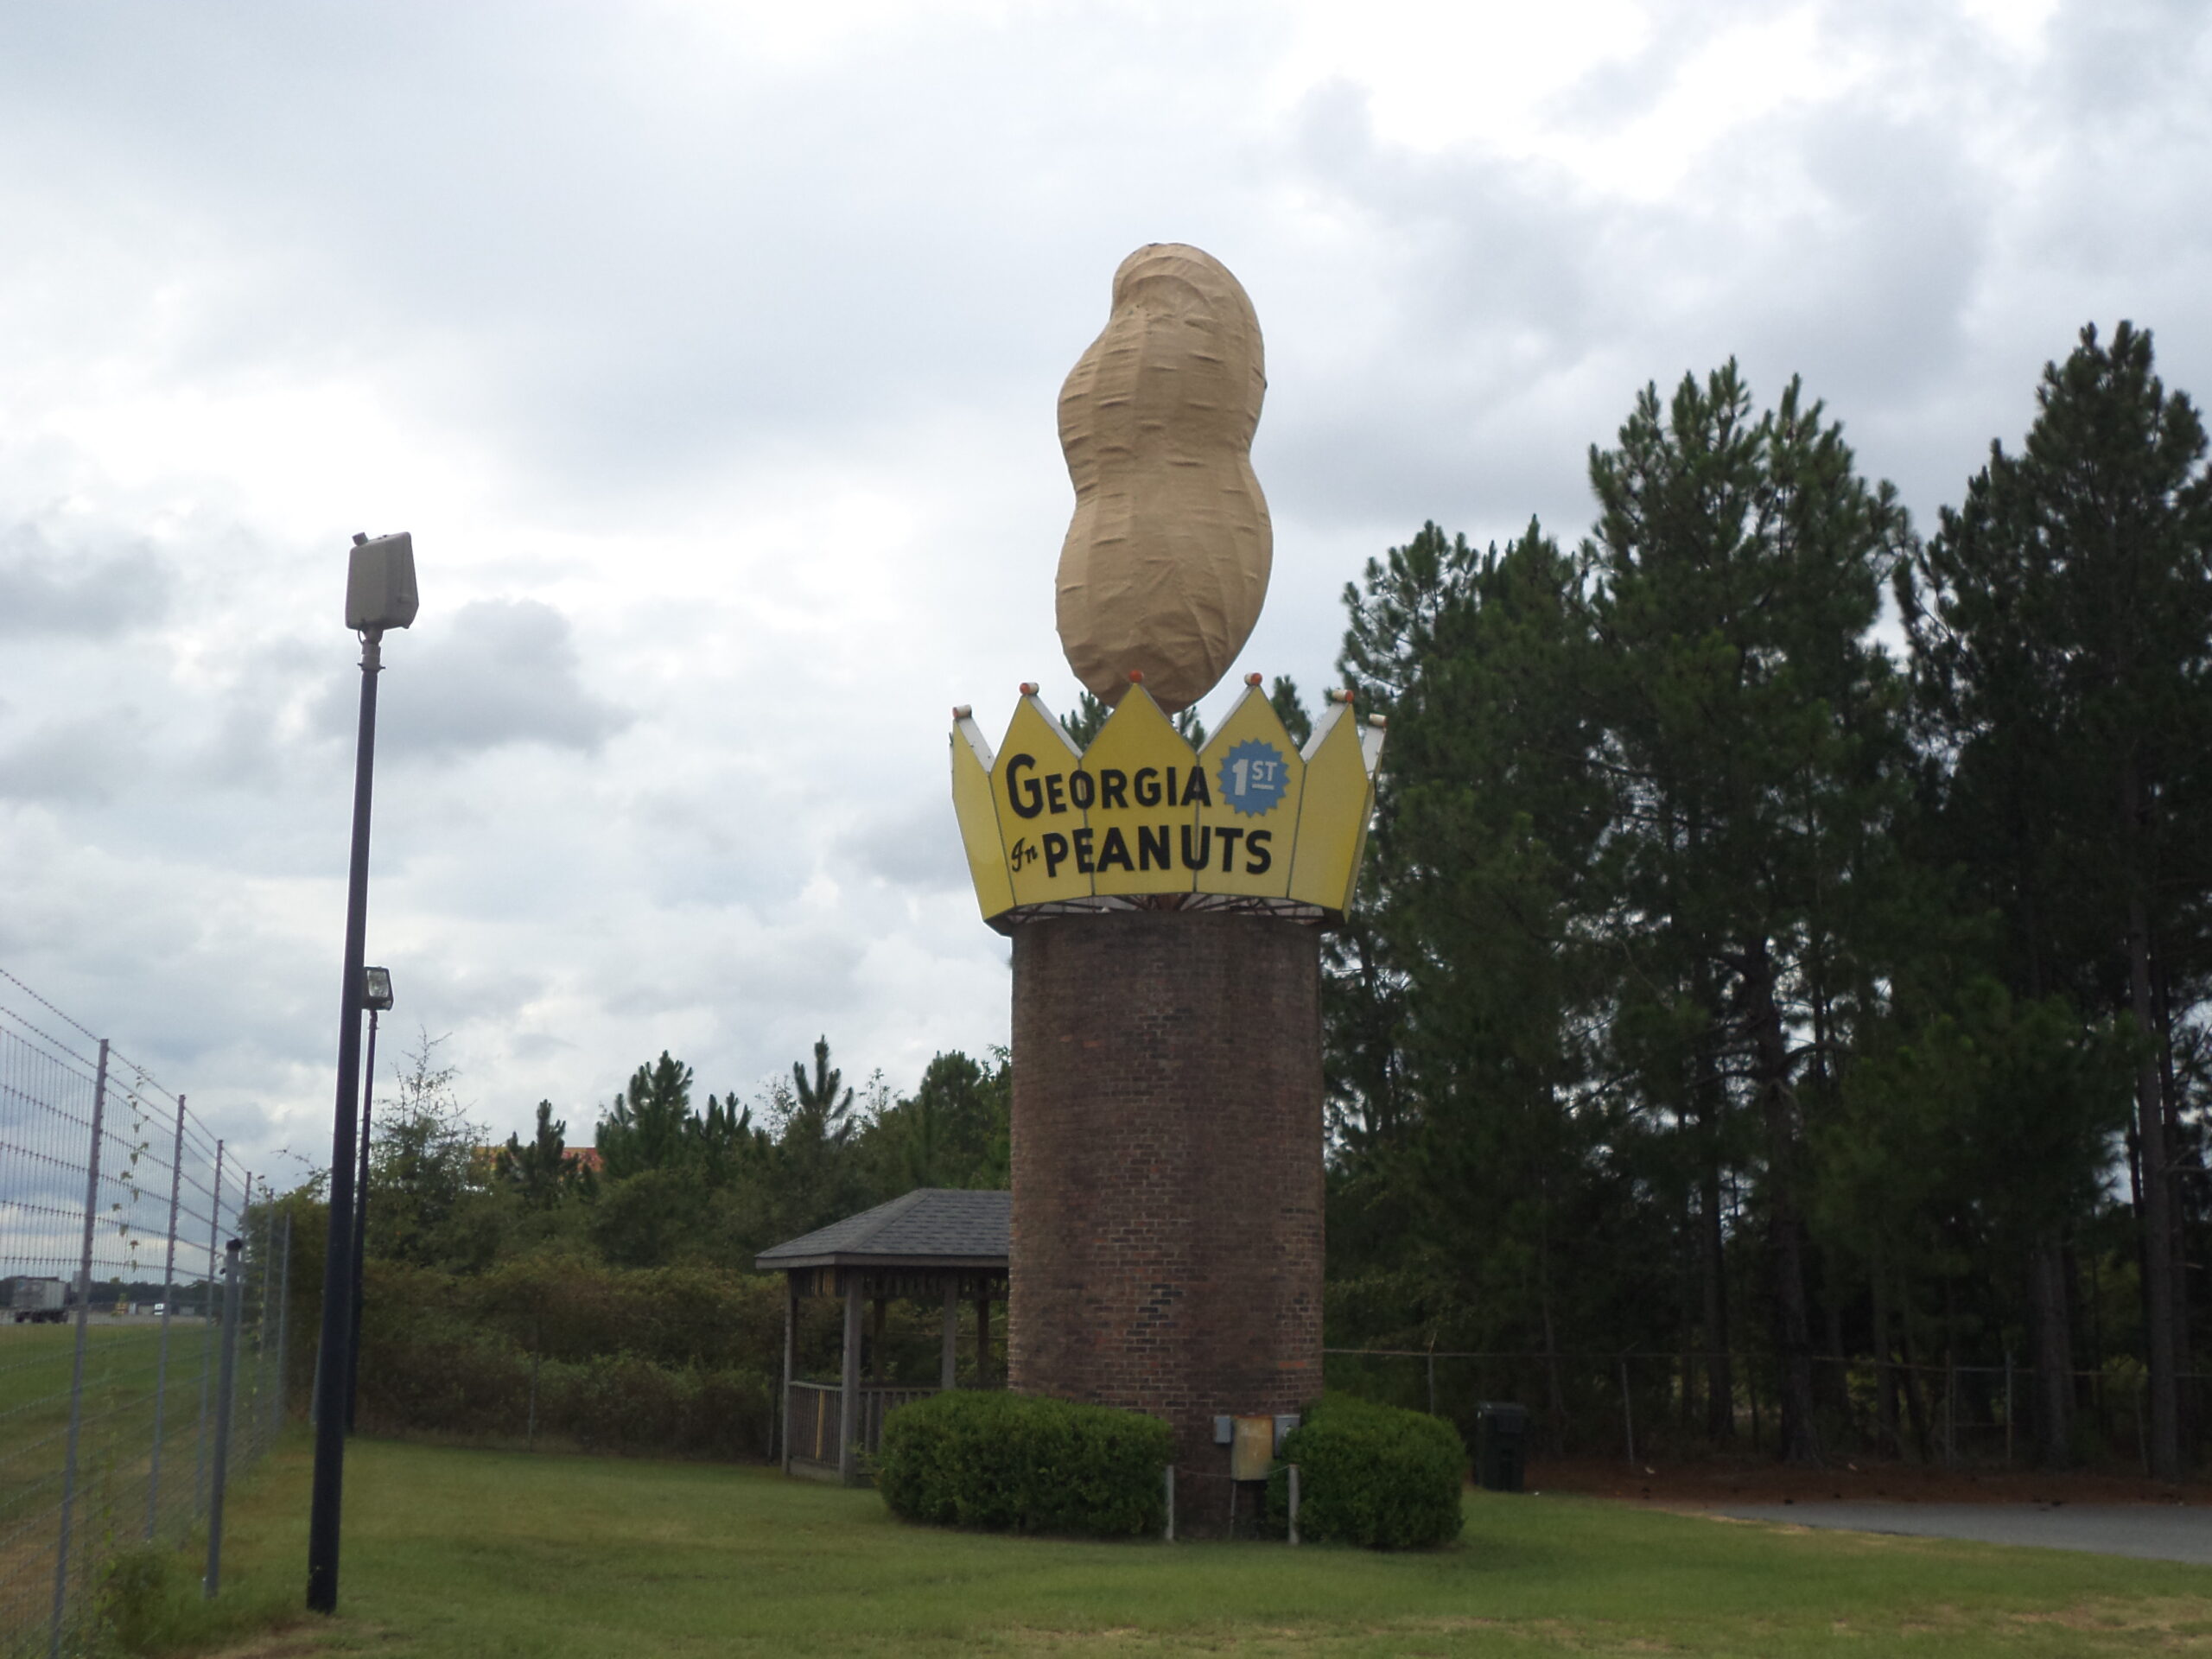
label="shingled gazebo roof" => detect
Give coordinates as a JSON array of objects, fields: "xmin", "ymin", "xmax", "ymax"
[{"xmin": 753, "ymin": 1187, "xmax": 1009, "ymax": 1272}]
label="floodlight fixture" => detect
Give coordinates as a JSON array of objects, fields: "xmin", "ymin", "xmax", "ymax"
[
  {"xmin": 345, "ymin": 531, "xmax": 419, "ymax": 632},
  {"xmin": 361, "ymin": 966, "xmax": 394, "ymax": 1012}
]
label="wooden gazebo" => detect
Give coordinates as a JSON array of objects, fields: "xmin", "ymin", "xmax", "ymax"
[{"xmin": 756, "ymin": 1187, "xmax": 1009, "ymax": 1484}]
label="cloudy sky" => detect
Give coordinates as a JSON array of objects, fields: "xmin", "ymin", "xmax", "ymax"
[{"xmin": 1, "ymin": 0, "xmax": 2206, "ymax": 1189}]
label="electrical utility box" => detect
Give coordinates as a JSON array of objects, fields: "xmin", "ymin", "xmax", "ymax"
[
  {"xmin": 1230, "ymin": 1415, "xmax": 1274, "ymax": 1481},
  {"xmin": 346, "ymin": 531, "xmax": 420, "ymax": 632}
]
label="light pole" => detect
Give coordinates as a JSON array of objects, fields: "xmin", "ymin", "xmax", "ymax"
[
  {"xmin": 345, "ymin": 966, "xmax": 392, "ymax": 1435},
  {"xmin": 308, "ymin": 534, "xmax": 416, "ymax": 1616}
]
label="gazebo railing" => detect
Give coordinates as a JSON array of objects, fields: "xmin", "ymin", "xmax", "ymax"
[{"xmin": 785, "ymin": 1381, "xmax": 958, "ymax": 1478}]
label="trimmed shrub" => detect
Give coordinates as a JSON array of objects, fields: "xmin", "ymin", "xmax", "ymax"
[
  {"xmin": 1266, "ymin": 1393, "xmax": 1465, "ymax": 1548},
  {"xmin": 875, "ymin": 1390, "xmax": 1171, "ymax": 1538}
]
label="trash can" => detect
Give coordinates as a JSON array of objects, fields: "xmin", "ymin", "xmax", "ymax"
[{"xmin": 1475, "ymin": 1402, "xmax": 1528, "ymax": 1492}]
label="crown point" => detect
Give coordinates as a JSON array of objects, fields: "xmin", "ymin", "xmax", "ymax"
[
  {"xmin": 1367, "ymin": 714, "xmax": 1388, "ymax": 728},
  {"xmin": 952, "ymin": 704, "xmax": 972, "ymax": 721},
  {"xmin": 1245, "ymin": 672, "xmax": 1262, "ymax": 686},
  {"xmin": 1128, "ymin": 669, "xmax": 1144, "ymax": 683},
  {"xmin": 1020, "ymin": 682, "xmax": 1039, "ymax": 696}
]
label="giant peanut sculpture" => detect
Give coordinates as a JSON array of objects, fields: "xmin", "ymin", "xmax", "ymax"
[
  {"xmin": 936, "ymin": 243, "xmax": 1384, "ymax": 1538},
  {"xmin": 1055, "ymin": 243, "xmax": 1270, "ymax": 714}
]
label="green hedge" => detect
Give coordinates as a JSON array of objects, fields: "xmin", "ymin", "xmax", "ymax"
[
  {"xmin": 874, "ymin": 1390, "xmax": 1172, "ymax": 1537},
  {"xmin": 1266, "ymin": 1393, "xmax": 1465, "ymax": 1548},
  {"xmin": 360, "ymin": 1332, "xmax": 773, "ymax": 1459},
  {"xmin": 352, "ymin": 1257, "xmax": 780, "ymax": 1459}
]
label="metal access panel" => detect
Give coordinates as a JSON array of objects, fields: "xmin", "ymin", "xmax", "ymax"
[{"xmin": 1230, "ymin": 1414, "xmax": 1274, "ymax": 1481}]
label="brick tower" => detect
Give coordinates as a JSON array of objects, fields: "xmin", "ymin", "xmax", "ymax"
[{"xmin": 1007, "ymin": 910, "xmax": 1323, "ymax": 1530}]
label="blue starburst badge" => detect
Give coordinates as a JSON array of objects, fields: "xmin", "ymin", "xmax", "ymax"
[{"xmin": 1217, "ymin": 739, "xmax": 1290, "ymax": 817}]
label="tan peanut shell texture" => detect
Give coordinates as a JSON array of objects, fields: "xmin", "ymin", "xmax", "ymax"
[{"xmin": 1055, "ymin": 243, "xmax": 1270, "ymax": 715}]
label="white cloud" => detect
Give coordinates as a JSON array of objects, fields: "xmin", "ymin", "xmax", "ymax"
[{"xmin": 0, "ymin": 0, "xmax": 2205, "ymax": 1197}]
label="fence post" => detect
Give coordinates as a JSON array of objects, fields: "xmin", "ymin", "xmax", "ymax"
[
  {"xmin": 940, "ymin": 1281, "xmax": 957, "ymax": 1393},
  {"xmin": 1287, "ymin": 1464, "xmax": 1300, "ymax": 1547},
  {"xmin": 48, "ymin": 1039, "xmax": 110, "ymax": 1659},
  {"xmin": 838, "ymin": 1276, "xmax": 861, "ymax": 1486},
  {"xmin": 204, "ymin": 1237, "xmax": 245, "ymax": 1599},
  {"xmin": 235, "ymin": 1171, "xmax": 255, "ymax": 1459},
  {"xmin": 250, "ymin": 1186, "xmax": 271, "ymax": 1456},
  {"xmin": 1945, "ymin": 1354, "xmax": 1956, "ymax": 1467},
  {"xmin": 271, "ymin": 1212, "xmax": 293, "ymax": 1444},
  {"xmin": 781, "ymin": 1281, "xmax": 798, "ymax": 1473},
  {"xmin": 147, "ymin": 1090, "xmax": 188, "ymax": 1541},
  {"xmin": 1620, "ymin": 1357, "xmax": 1637, "ymax": 1466},
  {"xmin": 195, "ymin": 1140, "xmax": 224, "ymax": 1518},
  {"xmin": 1162, "ymin": 1464, "xmax": 1175, "ymax": 1543},
  {"xmin": 2005, "ymin": 1351, "xmax": 2014, "ymax": 1469},
  {"xmin": 249, "ymin": 1198, "xmax": 270, "ymax": 1456}
]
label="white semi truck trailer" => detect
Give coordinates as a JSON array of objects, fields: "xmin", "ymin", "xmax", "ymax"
[{"xmin": 10, "ymin": 1276, "xmax": 79, "ymax": 1324}]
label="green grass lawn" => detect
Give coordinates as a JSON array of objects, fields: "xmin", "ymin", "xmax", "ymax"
[
  {"xmin": 0, "ymin": 1316, "xmax": 289, "ymax": 1652},
  {"xmin": 0, "ymin": 1319, "xmax": 221, "ymax": 1478},
  {"xmin": 141, "ymin": 1433, "xmax": 2212, "ymax": 1657}
]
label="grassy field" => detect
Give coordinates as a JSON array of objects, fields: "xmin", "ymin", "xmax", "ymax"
[
  {"xmin": 0, "ymin": 1319, "xmax": 228, "ymax": 1485},
  {"xmin": 125, "ymin": 1433, "xmax": 2212, "ymax": 1657},
  {"xmin": 0, "ymin": 1315, "xmax": 283, "ymax": 1652}
]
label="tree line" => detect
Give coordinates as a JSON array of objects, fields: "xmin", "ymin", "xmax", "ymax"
[
  {"xmin": 1325, "ymin": 322, "xmax": 2209, "ymax": 1474},
  {"xmin": 331, "ymin": 320, "xmax": 2206, "ymax": 1476},
  {"xmin": 353, "ymin": 1033, "xmax": 1007, "ymax": 1278}
]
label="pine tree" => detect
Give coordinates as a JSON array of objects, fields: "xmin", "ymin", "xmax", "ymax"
[
  {"xmin": 494, "ymin": 1101, "xmax": 574, "ymax": 1209},
  {"xmin": 865, "ymin": 1049, "xmax": 1011, "ymax": 1191},
  {"xmin": 1903, "ymin": 321, "xmax": 2212, "ymax": 1480},
  {"xmin": 1580, "ymin": 363, "xmax": 1913, "ymax": 1464},
  {"xmin": 1061, "ymin": 689, "xmax": 1205, "ymax": 748},
  {"xmin": 1059, "ymin": 691, "xmax": 1109, "ymax": 747},
  {"xmin": 594, "ymin": 1052, "xmax": 696, "ymax": 1181},
  {"xmin": 1268, "ymin": 676, "xmax": 1313, "ymax": 748}
]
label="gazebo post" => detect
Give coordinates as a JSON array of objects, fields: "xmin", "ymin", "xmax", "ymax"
[
  {"xmin": 839, "ymin": 1274, "xmax": 862, "ymax": 1485},
  {"xmin": 976, "ymin": 1291, "xmax": 990, "ymax": 1385},
  {"xmin": 780, "ymin": 1273, "xmax": 797, "ymax": 1475},
  {"xmin": 940, "ymin": 1280, "xmax": 958, "ymax": 1391}
]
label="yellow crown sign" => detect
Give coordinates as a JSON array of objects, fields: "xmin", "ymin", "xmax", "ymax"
[{"xmin": 950, "ymin": 677, "xmax": 1385, "ymax": 930}]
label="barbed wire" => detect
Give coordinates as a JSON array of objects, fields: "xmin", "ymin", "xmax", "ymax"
[
  {"xmin": 0, "ymin": 1004, "xmax": 101, "ymax": 1084},
  {"xmin": 0, "ymin": 964, "xmax": 101, "ymax": 1048}
]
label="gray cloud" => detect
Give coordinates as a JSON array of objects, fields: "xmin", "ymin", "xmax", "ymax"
[
  {"xmin": 0, "ymin": 709, "xmax": 146, "ymax": 804},
  {"xmin": 0, "ymin": 527, "xmax": 169, "ymax": 638},
  {"xmin": 342, "ymin": 599, "xmax": 632, "ymax": 760},
  {"xmin": 836, "ymin": 792, "xmax": 970, "ymax": 893}
]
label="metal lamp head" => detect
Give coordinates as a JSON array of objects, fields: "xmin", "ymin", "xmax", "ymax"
[
  {"xmin": 346, "ymin": 532, "xmax": 419, "ymax": 632},
  {"xmin": 361, "ymin": 966, "xmax": 395, "ymax": 1012}
]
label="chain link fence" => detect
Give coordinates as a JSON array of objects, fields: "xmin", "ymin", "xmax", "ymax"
[
  {"xmin": 0, "ymin": 969, "xmax": 290, "ymax": 1659},
  {"xmin": 1325, "ymin": 1345, "xmax": 2211, "ymax": 1472}
]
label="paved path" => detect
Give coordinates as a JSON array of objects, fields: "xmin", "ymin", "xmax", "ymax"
[{"xmin": 1719, "ymin": 1503, "xmax": 2212, "ymax": 1565}]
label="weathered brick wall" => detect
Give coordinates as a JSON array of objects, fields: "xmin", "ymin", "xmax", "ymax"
[{"xmin": 1008, "ymin": 910, "xmax": 1324, "ymax": 1531}]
